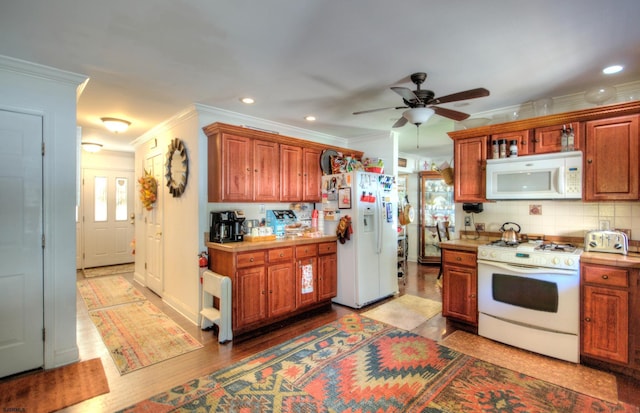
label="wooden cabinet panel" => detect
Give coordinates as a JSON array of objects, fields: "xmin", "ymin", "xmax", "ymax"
[
  {"xmin": 267, "ymin": 262, "xmax": 296, "ymax": 317},
  {"xmin": 297, "ymin": 257, "xmax": 317, "ymax": 307},
  {"xmin": 237, "ymin": 251, "xmax": 266, "ymax": 268},
  {"xmin": 583, "ymin": 266, "xmax": 629, "ymax": 288},
  {"xmin": 491, "ymin": 130, "xmax": 532, "ymax": 156},
  {"xmin": 453, "ymin": 136, "xmax": 487, "ymax": 202},
  {"xmin": 280, "ymin": 144, "xmax": 303, "ymax": 201},
  {"xmin": 534, "ymin": 123, "xmax": 581, "ymax": 154},
  {"xmin": 221, "ymin": 134, "xmax": 253, "ymax": 201},
  {"xmin": 253, "ymin": 139, "xmax": 280, "ymax": 201},
  {"xmin": 584, "ymin": 115, "xmax": 639, "ymax": 201},
  {"xmin": 318, "ymin": 252, "xmax": 337, "ymax": 301},
  {"xmin": 303, "ymin": 148, "xmax": 321, "ymax": 202},
  {"xmin": 268, "ymin": 247, "xmax": 294, "ymax": 262},
  {"xmin": 236, "ymin": 266, "xmax": 266, "ymax": 328},
  {"xmin": 296, "ymin": 244, "xmax": 317, "ymax": 259},
  {"xmin": 441, "ymin": 248, "xmax": 477, "ymax": 325},
  {"xmin": 582, "ymin": 285, "xmax": 629, "ymax": 364}
]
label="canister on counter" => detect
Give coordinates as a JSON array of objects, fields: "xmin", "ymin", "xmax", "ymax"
[
  {"xmin": 509, "ymin": 140, "xmax": 518, "ymax": 157},
  {"xmin": 498, "ymin": 139, "xmax": 507, "ymax": 158},
  {"xmin": 492, "ymin": 140, "xmax": 500, "ymax": 159}
]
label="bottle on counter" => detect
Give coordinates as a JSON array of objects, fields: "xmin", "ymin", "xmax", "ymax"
[
  {"xmin": 311, "ymin": 209, "xmax": 318, "ymax": 230},
  {"xmin": 492, "ymin": 140, "xmax": 500, "ymax": 159},
  {"xmin": 317, "ymin": 211, "xmax": 324, "ymax": 235},
  {"xmin": 561, "ymin": 125, "xmax": 568, "ymax": 151},
  {"xmin": 509, "ymin": 140, "xmax": 518, "ymax": 157},
  {"xmin": 498, "ymin": 139, "xmax": 507, "ymax": 158},
  {"xmin": 567, "ymin": 124, "xmax": 574, "ymax": 151}
]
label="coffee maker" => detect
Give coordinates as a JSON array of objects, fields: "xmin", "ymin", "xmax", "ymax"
[{"xmin": 209, "ymin": 210, "xmax": 246, "ymax": 243}]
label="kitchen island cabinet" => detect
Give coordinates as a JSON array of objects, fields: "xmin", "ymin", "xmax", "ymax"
[{"xmin": 207, "ymin": 236, "xmax": 338, "ymax": 337}]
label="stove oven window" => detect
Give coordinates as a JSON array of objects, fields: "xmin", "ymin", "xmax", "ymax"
[{"xmin": 492, "ymin": 273, "xmax": 558, "ymax": 313}]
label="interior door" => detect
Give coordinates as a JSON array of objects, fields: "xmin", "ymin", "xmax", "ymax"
[
  {"xmin": 145, "ymin": 154, "xmax": 164, "ymax": 295},
  {"xmin": 0, "ymin": 109, "xmax": 44, "ymax": 378},
  {"xmin": 83, "ymin": 168, "xmax": 134, "ymax": 268}
]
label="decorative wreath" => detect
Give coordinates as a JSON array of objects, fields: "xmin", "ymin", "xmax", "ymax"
[{"xmin": 138, "ymin": 170, "xmax": 157, "ymax": 211}]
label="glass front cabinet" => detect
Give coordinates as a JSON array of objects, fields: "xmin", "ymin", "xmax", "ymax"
[{"xmin": 418, "ymin": 171, "xmax": 455, "ymax": 264}]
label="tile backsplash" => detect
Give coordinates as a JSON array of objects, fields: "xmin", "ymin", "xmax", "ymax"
[{"xmin": 455, "ymin": 200, "xmax": 640, "ymax": 241}]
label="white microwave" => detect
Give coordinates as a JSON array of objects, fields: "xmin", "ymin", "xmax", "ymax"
[{"xmin": 485, "ymin": 151, "xmax": 582, "ymax": 200}]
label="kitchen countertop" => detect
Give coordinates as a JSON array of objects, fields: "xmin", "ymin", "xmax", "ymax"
[
  {"xmin": 206, "ymin": 234, "xmax": 338, "ymax": 252},
  {"xmin": 441, "ymin": 238, "xmax": 640, "ymax": 268}
]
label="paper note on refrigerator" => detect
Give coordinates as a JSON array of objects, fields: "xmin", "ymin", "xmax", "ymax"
[{"xmin": 301, "ymin": 264, "xmax": 314, "ymax": 293}]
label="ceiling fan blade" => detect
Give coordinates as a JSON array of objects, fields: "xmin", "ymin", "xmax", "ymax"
[
  {"xmin": 353, "ymin": 106, "xmax": 407, "ymax": 115},
  {"xmin": 391, "ymin": 86, "xmax": 422, "ymax": 104},
  {"xmin": 432, "ymin": 88, "xmax": 490, "ymax": 105},
  {"xmin": 392, "ymin": 116, "xmax": 408, "ymax": 128},
  {"xmin": 433, "ymin": 106, "xmax": 470, "ymax": 121}
]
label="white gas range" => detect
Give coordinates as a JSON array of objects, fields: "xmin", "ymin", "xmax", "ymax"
[{"xmin": 477, "ymin": 240, "xmax": 583, "ymax": 363}]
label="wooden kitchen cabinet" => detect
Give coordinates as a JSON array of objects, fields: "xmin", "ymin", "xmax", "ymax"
[
  {"xmin": 441, "ymin": 248, "xmax": 478, "ymax": 326},
  {"xmin": 490, "ymin": 130, "xmax": 532, "ymax": 156},
  {"xmin": 317, "ymin": 242, "xmax": 337, "ymax": 301},
  {"xmin": 209, "ymin": 133, "xmax": 280, "ymax": 202},
  {"xmin": 296, "ymin": 244, "xmax": 318, "ymax": 308},
  {"xmin": 452, "ymin": 136, "xmax": 487, "ymax": 202},
  {"xmin": 280, "ymin": 146, "xmax": 322, "ymax": 202},
  {"xmin": 581, "ymin": 262, "xmax": 630, "ymax": 365},
  {"xmin": 533, "ymin": 123, "xmax": 582, "ymax": 154},
  {"xmin": 267, "ymin": 247, "xmax": 296, "ymax": 318},
  {"xmin": 302, "ymin": 147, "xmax": 321, "ymax": 202},
  {"xmin": 584, "ymin": 114, "xmax": 639, "ymax": 201},
  {"xmin": 235, "ymin": 251, "xmax": 268, "ymax": 328}
]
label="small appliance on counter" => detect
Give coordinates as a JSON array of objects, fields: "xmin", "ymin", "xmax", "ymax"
[
  {"xmin": 209, "ymin": 210, "xmax": 246, "ymax": 243},
  {"xmin": 584, "ymin": 230, "xmax": 628, "ymax": 255},
  {"xmin": 266, "ymin": 210, "xmax": 297, "ymax": 239}
]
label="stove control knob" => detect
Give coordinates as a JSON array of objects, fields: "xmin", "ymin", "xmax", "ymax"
[
  {"xmin": 552, "ymin": 257, "xmax": 560, "ymax": 265},
  {"xmin": 490, "ymin": 252, "xmax": 497, "ymax": 259},
  {"xmin": 565, "ymin": 258, "xmax": 575, "ymax": 266},
  {"xmin": 479, "ymin": 250, "xmax": 487, "ymax": 258}
]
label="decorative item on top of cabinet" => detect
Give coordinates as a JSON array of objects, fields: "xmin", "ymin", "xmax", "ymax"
[
  {"xmin": 417, "ymin": 171, "xmax": 454, "ymax": 264},
  {"xmin": 584, "ymin": 114, "xmax": 639, "ymax": 201}
]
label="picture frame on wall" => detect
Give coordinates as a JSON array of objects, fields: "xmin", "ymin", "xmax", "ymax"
[{"xmin": 338, "ymin": 187, "xmax": 351, "ymax": 209}]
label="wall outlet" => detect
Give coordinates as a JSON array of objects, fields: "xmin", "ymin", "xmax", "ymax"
[
  {"xmin": 464, "ymin": 216, "xmax": 471, "ymax": 226},
  {"xmin": 475, "ymin": 223, "xmax": 485, "ymax": 231},
  {"xmin": 259, "ymin": 204, "xmax": 265, "ymax": 214}
]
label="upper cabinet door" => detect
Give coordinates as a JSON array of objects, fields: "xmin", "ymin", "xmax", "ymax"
[
  {"xmin": 280, "ymin": 144, "xmax": 303, "ymax": 201},
  {"xmin": 221, "ymin": 134, "xmax": 253, "ymax": 201},
  {"xmin": 302, "ymin": 148, "xmax": 321, "ymax": 202},
  {"xmin": 453, "ymin": 136, "xmax": 487, "ymax": 203},
  {"xmin": 253, "ymin": 139, "xmax": 280, "ymax": 201},
  {"xmin": 584, "ymin": 115, "xmax": 639, "ymax": 201}
]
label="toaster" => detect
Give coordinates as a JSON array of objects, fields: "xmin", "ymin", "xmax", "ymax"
[{"xmin": 584, "ymin": 230, "xmax": 628, "ymax": 255}]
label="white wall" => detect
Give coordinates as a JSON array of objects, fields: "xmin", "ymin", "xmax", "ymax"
[{"xmin": 0, "ymin": 55, "xmax": 87, "ymax": 369}]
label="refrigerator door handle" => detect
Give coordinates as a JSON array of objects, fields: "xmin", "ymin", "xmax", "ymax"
[{"xmin": 376, "ymin": 188, "xmax": 383, "ymax": 254}]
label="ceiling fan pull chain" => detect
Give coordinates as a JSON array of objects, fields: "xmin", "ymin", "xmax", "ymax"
[{"xmin": 416, "ymin": 126, "xmax": 420, "ymax": 149}]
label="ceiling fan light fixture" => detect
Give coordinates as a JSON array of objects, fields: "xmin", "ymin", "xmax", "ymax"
[
  {"xmin": 101, "ymin": 117, "xmax": 131, "ymax": 133},
  {"xmin": 402, "ymin": 107, "xmax": 435, "ymax": 126},
  {"xmin": 81, "ymin": 142, "xmax": 103, "ymax": 153}
]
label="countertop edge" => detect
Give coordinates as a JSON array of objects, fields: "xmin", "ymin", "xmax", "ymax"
[{"xmin": 206, "ymin": 235, "xmax": 338, "ymax": 252}]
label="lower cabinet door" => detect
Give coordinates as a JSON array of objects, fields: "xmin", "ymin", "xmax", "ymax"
[
  {"xmin": 582, "ymin": 285, "xmax": 629, "ymax": 364},
  {"xmin": 236, "ymin": 266, "xmax": 266, "ymax": 328},
  {"xmin": 297, "ymin": 257, "xmax": 318, "ymax": 307},
  {"xmin": 268, "ymin": 262, "xmax": 296, "ymax": 317}
]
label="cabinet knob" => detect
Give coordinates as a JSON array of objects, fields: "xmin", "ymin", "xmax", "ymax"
[
  {"xmin": 249, "ymin": 257, "xmax": 254, "ymax": 262},
  {"xmin": 456, "ymin": 257, "xmax": 462, "ymax": 261},
  {"xmin": 469, "ymin": 294, "xmax": 476, "ymax": 298},
  {"xmin": 247, "ymin": 168, "xmax": 251, "ymax": 172},
  {"xmin": 261, "ymin": 290, "xmax": 266, "ymax": 295},
  {"xmin": 269, "ymin": 290, "xmax": 273, "ymax": 294},
  {"xmin": 254, "ymin": 169, "xmax": 258, "ymax": 172},
  {"xmin": 587, "ymin": 159, "xmax": 593, "ymax": 164},
  {"xmin": 279, "ymin": 253, "xmax": 284, "ymax": 257},
  {"xmin": 602, "ymin": 274, "xmax": 608, "ymax": 280},
  {"xmin": 585, "ymin": 317, "xmax": 591, "ymax": 322}
]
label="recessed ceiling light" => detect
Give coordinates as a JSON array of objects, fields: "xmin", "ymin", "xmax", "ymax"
[
  {"xmin": 240, "ymin": 97, "xmax": 255, "ymax": 104},
  {"xmin": 603, "ymin": 65, "xmax": 623, "ymax": 75},
  {"xmin": 304, "ymin": 115, "xmax": 316, "ymax": 121}
]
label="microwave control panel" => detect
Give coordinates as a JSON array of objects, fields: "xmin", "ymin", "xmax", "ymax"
[{"xmin": 565, "ymin": 166, "xmax": 581, "ymax": 194}]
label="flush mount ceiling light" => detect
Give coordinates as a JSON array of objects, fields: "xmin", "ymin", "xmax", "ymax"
[
  {"xmin": 603, "ymin": 65, "xmax": 623, "ymax": 75},
  {"xmin": 101, "ymin": 117, "xmax": 131, "ymax": 133},
  {"xmin": 240, "ymin": 97, "xmax": 255, "ymax": 104},
  {"xmin": 81, "ymin": 142, "xmax": 103, "ymax": 153},
  {"xmin": 304, "ymin": 115, "xmax": 316, "ymax": 121}
]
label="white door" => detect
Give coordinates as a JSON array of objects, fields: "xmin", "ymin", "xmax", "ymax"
[
  {"xmin": 0, "ymin": 109, "xmax": 44, "ymax": 377},
  {"xmin": 83, "ymin": 168, "xmax": 135, "ymax": 268},
  {"xmin": 145, "ymin": 154, "xmax": 164, "ymax": 295}
]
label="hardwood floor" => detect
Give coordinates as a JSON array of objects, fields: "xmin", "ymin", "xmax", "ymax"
[{"xmin": 63, "ymin": 261, "xmax": 639, "ymax": 411}]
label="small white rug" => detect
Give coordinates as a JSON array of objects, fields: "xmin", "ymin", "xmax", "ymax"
[{"xmin": 362, "ymin": 294, "xmax": 442, "ymax": 331}]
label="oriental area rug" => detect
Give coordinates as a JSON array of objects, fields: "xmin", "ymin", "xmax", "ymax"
[
  {"xmin": 118, "ymin": 314, "xmax": 638, "ymax": 412},
  {"xmin": 83, "ymin": 263, "xmax": 135, "ymax": 278},
  {"xmin": 77, "ymin": 276, "xmax": 202, "ymax": 375},
  {"xmin": 361, "ymin": 294, "xmax": 442, "ymax": 331},
  {"xmin": 0, "ymin": 358, "xmax": 109, "ymax": 413},
  {"xmin": 77, "ymin": 275, "xmax": 146, "ymax": 310}
]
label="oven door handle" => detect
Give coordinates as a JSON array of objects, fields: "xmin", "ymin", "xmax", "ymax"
[{"xmin": 477, "ymin": 259, "xmax": 577, "ymax": 276}]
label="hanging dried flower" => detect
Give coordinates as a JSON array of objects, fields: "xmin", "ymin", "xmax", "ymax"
[{"xmin": 138, "ymin": 170, "xmax": 157, "ymax": 211}]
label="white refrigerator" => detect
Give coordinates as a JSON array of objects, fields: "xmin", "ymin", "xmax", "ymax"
[{"xmin": 320, "ymin": 171, "xmax": 398, "ymax": 308}]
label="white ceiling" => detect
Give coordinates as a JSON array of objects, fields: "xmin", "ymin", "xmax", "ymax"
[{"xmin": 1, "ymin": 0, "xmax": 639, "ymax": 156}]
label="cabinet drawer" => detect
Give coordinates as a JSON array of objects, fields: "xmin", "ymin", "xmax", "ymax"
[
  {"xmin": 442, "ymin": 249, "xmax": 476, "ymax": 267},
  {"xmin": 268, "ymin": 247, "xmax": 293, "ymax": 262},
  {"xmin": 583, "ymin": 265, "xmax": 629, "ymax": 288},
  {"xmin": 237, "ymin": 251, "xmax": 266, "ymax": 268},
  {"xmin": 296, "ymin": 244, "xmax": 318, "ymax": 258},
  {"xmin": 318, "ymin": 242, "xmax": 337, "ymax": 255}
]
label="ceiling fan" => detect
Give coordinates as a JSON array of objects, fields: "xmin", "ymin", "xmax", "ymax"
[{"xmin": 353, "ymin": 72, "xmax": 490, "ymax": 128}]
